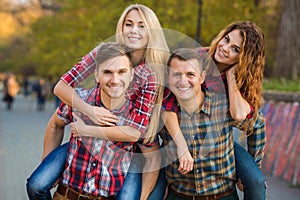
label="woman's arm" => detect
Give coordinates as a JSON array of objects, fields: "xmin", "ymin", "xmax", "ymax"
[
  {"xmin": 162, "ymin": 111, "xmax": 194, "ymax": 174},
  {"xmin": 54, "ymin": 81, "xmax": 117, "ymax": 125},
  {"xmin": 226, "ymin": 65, "xmax": 251, "ymax": 121},
  {"xmin": 54, "ymin": 46, "xmax": 118, "ymax": 125},
  {"xmin": 71, "ymin": 113, "xmax": 141, "ymax": 142}
]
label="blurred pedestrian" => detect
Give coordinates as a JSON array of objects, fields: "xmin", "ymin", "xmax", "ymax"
[
  {"xmin": 23, "ymin": 77, "xmax": 30, "ymax": 97},
  {"xmin": 34, "ymin": 78, "xmax": 49, "ymax": 111},
  {"xmin": 2, "ymin": 73, "xmax": 19, "ymax": 111}
]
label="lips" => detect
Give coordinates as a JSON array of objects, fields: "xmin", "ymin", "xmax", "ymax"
[{"xmin": 218, "ymin": 48, "xmax": 228, "ymax": 59}]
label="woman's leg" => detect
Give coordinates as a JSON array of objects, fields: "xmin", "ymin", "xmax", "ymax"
[
  {"xmin": 234, "ymin": 142, "xmax": 266, "ymax": 200},
  {"xmin": 26, "ymin": 143, "xmax": 69, "ymax": 200},
  {"xmin": 148, "ymin": 168, "xmax": 167, "ymax": 200}
]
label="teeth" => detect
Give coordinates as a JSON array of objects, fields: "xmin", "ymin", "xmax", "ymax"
[
  {"xmin": 128, "ymin": 37, "xmax": 140, "ymax": 41},
  {"xmin": 178, "ymin": 87, "xmax": 190, "ymax": 91}
]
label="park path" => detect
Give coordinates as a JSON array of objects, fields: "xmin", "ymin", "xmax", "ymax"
[{"xmin": 0, "ymin": 93, "xmax": 299, "ymax": 200}]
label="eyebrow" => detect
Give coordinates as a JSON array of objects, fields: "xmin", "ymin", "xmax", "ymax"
[
  {"xmin": 124, "ymin": 19, "xmax": 144, "ymax": 24},
  {"xmin": 101, "ymin": 68, "xmax": 129, "ymax": 72}
]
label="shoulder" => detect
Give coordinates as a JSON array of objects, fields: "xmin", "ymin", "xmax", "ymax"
[{"xmin": 75, "ymin": 87, "xmax": 97, "ymax": 100}]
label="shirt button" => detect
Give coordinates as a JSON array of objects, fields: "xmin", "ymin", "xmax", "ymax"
[
  {"xmin": 92, "ymin": 163, "xmax": 96, "ymax": 167},
  {"xmin": 196, "ymin": 169, "xmax": 200, "ymax": 173}
]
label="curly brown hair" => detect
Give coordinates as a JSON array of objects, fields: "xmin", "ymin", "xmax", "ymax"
[{"xmin": 209, "ymin": 21, "xmax": 266, "ymax": 134}]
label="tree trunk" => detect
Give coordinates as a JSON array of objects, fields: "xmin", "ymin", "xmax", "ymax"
[{"xmin": 273, "ymin": 0, "xmax": 300, "ymax": 80}]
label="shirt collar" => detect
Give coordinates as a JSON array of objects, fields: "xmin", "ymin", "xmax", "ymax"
[{"xmin": 179, "ymin": 91, "xmax": 211, "ymax": 117}]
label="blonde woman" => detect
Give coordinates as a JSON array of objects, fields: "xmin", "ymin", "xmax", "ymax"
[{"xmin": 27, "ymin": 4, "xmax": 169, "ymax": 200}]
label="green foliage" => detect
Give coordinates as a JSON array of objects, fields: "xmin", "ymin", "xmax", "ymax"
[
  {"xmin": 0, "ymin": 0, "xmax": 281, "ymax": 84},
  {"xmin": 263, "ymin": 78, "xmax": 300, "ymax": 92}
]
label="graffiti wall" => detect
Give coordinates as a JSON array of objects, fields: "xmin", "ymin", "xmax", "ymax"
[{"xmin": 261, "ymin": 101, "xmax": 300, "ymax": 185}]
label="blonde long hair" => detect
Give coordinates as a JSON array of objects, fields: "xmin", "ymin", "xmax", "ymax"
[
  {"xmin": 116, "ymin": 4, "xmax": 170, "ymax": 143},
  {"xmin": 209, "ymin": 21, "xmax": 265, "ymax": 134}
]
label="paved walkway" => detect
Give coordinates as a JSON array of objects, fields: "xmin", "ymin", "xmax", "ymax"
[{"xmin": 0, "ymin": 94, "xmax": 300, "ymax": 200}]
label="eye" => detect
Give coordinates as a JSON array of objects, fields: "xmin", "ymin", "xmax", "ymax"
[
  {"xmin": 187, "ymin": 72, "xmax": 196, "ymax": 77},
  {"xmin": 139, "ymin": 23, "xmax": 145, "ymax": 28},
  {"xmin": 224, "ymin": 35, "xmax": 230, "ymax": 43},
  {"xmin": 232, "ymin": 46, "xmax": 240, "ymax": 53},
  {"xmin": 103, "ymin": 70, "xmax": 112, "ymax": 75},
  {"xmin": 119, "ymin": 69, "xmax": 128, "ymax": 75},
  {"xmin": 125, "ymin": 22, "xmax": 132, "ymax": 27},
  {"xmin": 172, "ymin": 72, "xmax": 181, "ymax": 77}
]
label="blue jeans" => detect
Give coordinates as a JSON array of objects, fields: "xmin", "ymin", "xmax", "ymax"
[
  {"xmin": 117, "ymin": 153, "xmax": 167, "ymax": 200},
  {"xmin": 26, "ymin": 142, "xmax": 265, "ymax": 200},
  {"xmin": 26, "ymin": 143, "xmax": 69, "ymax": 200},
  {"xmin": 26, "ymin": 143, "xmax": 166, "ymax": 200},
  {"xmin": 148, "ymin": 142, "xmax": 266, "ymax": 200},
  {"xmin": 234, "ymin": 142, "xmax": 266, "ymax": 200}
]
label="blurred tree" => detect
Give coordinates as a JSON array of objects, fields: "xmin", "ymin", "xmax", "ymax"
[
  {"xmin": 273, "ymin": 0, "xmax": 300, "ymax": 80},
  {"xmin": 0, "ymin": 0, "xmax": 284, "ymax": 81}
]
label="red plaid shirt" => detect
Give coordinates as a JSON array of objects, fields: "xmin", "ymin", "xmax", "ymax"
[
  {"xmin": 61, "ymin": 45, "xmax": 158, "ymax": 135},
  {"xmin": 57, "ymin": 87, "xmax": 157, "ymax": 196}
]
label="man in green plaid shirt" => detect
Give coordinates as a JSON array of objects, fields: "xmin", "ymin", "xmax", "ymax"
[{"xmin": 160, "ymin": 48, "xmax": 265, "ymax": 200}]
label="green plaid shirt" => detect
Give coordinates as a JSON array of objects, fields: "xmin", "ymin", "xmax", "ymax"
[
  {"xmin": 160, "ymin": 91, "xmax": 236, "ymax": 196},
  {"xmin": 235, "ymin": 110, "xmax": 266, "ymax": 168},
  {"xmin": 160, "ymin": 90, "xmax": 266, "ymax": 196}
]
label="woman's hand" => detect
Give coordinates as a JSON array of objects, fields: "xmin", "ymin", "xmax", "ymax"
[
  {"xmin": 225, "ymin": 63, "xmax": 238, "ymax": 79},
  {"xmin": 177, "ymin": 148, "xmax": 194, "ymax": 174},
  {"xmin": 236, "ymin": 178, "xmax": 244, "ymax": 191},
  {"xmin": 71, "ymin": 113, "xmax": 85, "ymax": 139},
  {"xmin": 86, "ymin": 105, "xmax": 119, "ymax": 126}
]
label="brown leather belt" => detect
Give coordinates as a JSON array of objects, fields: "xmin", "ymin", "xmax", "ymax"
[
  {"xmin": 169, "ymin": 187, "xmax": 235, "ymax": 200},
  {"xmin": 56, "ymin": 184, "xmax": 116, "ymax": 200}
]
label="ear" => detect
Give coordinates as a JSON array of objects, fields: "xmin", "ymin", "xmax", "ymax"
[
  {"xmin": 200, "ymin": 71, "xmax": 206, "ymax": 84},
  {"xmin": 94, "ymin": 70, "xmax": 100, "ymax": 83},
  {"xmin": 130, "ymin": 69, "xmax": 134, "ymax": 82}
]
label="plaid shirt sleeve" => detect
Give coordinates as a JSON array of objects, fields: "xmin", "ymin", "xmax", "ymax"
[
  {"xmin": 61, "ymin": 45, "xmax": 99, "ymax": 87},
  {"xmin": 162, "ymin": 87, "xmax": 178, "ymax": 112},
  {"xmin": 235, "ymin": 111, "xmax": 266, "ymax": 168},
  {"xmin": 57, "ymin": 102, "xmax": 73, "ymax": 124}
]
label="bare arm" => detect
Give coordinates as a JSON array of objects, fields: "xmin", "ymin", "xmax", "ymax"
[
  {"xmin": 42, "ymin": 110, "xmax": 67, "ymax": 160},
  {"xmin": 71, "ymin": 113, "xmax": 141, "ymax": 142},
  {"xmin": 226, "ymin": 65, "xmax": 251, "ymax": 121},
  {"xmin": 54, "ymin": 81, "xmax": 117, "ymax": 126},
  {"xmin": 162, "ymin": 111, "xmax": 194, "ymax": 174},
  {"xmin": 139, "ymin": 143, "xmax": 161, "ymax": 200}
]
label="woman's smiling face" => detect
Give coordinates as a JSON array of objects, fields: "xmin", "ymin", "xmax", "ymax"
[
  {"xmin": 214, "ymin": 29, "xmax": 243, "ymax": 69},
  {"xmin": 122, "ymin": 9, "xmax": 148, "ymax": 50}
]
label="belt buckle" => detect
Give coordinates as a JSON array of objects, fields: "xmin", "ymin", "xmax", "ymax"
[{"xmin": 77, "ymin": 193, "xmax": 90, "ymax": 200}]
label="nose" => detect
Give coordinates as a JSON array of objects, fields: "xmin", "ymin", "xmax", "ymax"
[
  {"xmin": 222, "ymin": 44, "xmax": 230, "ymax": 53},
  {"xmin": 111, "ymin": 73, "xmax": 121, "ymax": 84},
  {"xmin": 130, "ymin": 25, "xmax": 138, "ymax": 34},
  {"xmin": 179, "ymin": 75, "xmax": 189, "ymax": 85}
]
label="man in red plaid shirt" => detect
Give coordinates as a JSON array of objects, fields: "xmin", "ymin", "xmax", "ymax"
[{"xmin": 49, "ymin": 43, "xmax": 160, "ymax": 200}]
